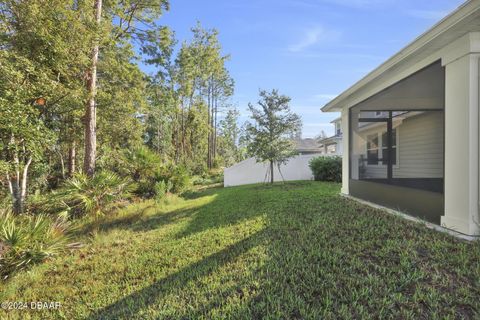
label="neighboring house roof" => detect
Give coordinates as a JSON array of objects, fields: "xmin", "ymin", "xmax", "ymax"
[
  {"xmin": 294, "ymin": 138, "xmax": 321, "ymax": 153},
  {"xmin": 318, "ymin": 135, "xmax": 341, "ymax": 146},
  {"xmin": 322, "ymin": 0, "xmax": 480, "ymax": 112},
  {"xmin": 330, "ymin": 117, "xmax": 341, "ymax": 124}
]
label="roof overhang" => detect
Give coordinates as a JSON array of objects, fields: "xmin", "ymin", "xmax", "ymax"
[
  {"xmin": 322, "ymin": 0, "xmax": 480, "ymax": 112},
  {"xmin": 330, "ymin": 117, "xmax": 341, "ymax": 124},
  {"xmin": 318, "ymin": 135, "xmax": 342, "ymax": 145}
]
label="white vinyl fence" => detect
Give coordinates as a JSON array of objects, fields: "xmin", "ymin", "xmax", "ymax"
[{"xmin": 224, "ymin": 154, "xmax": 323, "ymax": 187}]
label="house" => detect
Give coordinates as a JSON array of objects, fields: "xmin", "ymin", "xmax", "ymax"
[
  {"xmin": 322, "ymin": 0, "xmax": 480, "ymax": 236},
  {"xmin": 318, "ymin": 117, "xmax": 343, "ymax": 156},
  {"xmin": 295, "ymin": 138, "xmax": 324, "ymax": 155},
  {"xmin": 224, "ymin": 138, "xmax": 322, "ymax": 187}
]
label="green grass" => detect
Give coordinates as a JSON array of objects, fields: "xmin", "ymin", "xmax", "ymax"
[{"xmin": 1, "ymin": 181, "xmax": 479, "ymax": 319}]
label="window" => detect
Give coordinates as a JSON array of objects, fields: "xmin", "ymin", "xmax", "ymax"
[
  {"xmin": 375, "ymin": 111, "xmax": 382, "ymax": 117},
  {"xmin": 366, "ymin": 134, "xmax": 379, "ymax": 165},
  {"xmin": 336, "ymin": 123, "xmax": 341, "ymax": 136},
  {"xmin": 366, "ymin": 129, "xmax": 398, "ymax": 166},
  {"xmin": 382, "ymin": 129, "xmax": 397, "ymax": 165}
]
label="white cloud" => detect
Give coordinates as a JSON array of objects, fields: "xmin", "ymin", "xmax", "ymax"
[
  {"xmin": 288, "ymin": 27, "xmax": 340, "ymax": 52},
  {"xmin": 406, "ymin": 9, "xmax": 449, "ymax": 20}
]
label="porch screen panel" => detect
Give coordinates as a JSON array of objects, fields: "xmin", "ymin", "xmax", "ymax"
[{"xmin": 348, "ymin": 61, "xmax": 445, "ymax": 223}]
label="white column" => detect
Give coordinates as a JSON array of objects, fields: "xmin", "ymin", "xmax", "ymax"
[
  {"xmin": 441, "ymin": 51, "xmax": 480, "ymax": 236},
  {"xmin": 341, "ymin": 109, "xmax": 349, "ymax": 194}
]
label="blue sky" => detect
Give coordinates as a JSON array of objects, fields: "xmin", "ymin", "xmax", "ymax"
[{"xmin": 148, "ymin": 0, "xmax": 465, "ymax": 138}]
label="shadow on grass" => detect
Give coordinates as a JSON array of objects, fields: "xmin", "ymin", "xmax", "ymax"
[
  {"xmin": 81, "ymin": 181, "xmax": 479, "ymax": 319},
  {"xmin": 79, "ymin": 183, "xmax": 270, "ymax": 237},
  {"xmin": 86, "ymin": 230, "xmax": 267, "ymax": 319},
  {"xmin": 75, "ymin": 204, "xmax": 157, "ymax": 236}
]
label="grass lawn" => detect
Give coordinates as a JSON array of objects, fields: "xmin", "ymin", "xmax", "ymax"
[{"xmin": 1, "ymin": 181, "xmax": 479, "ymax": 319}]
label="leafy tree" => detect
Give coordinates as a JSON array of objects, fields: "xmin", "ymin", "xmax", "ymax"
[
  {"xmin": 246, "ymin": 90, "xmax": 302, "ymax": 184},
  {"xmin": 143, "ymin": 22, "xmax": 234, "ymax": 172},
  {"xmin": 82, "ymin": 0, "xmax": 170, "ymax": 176},
  {"xmin": 218, "ymin": 107, "xmax": 244, "ymax": 166},
  {"xmin": 0, "ymin": 0, "xmax": 92, "ymax": 212}
]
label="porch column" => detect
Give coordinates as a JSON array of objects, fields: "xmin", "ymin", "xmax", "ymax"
[
  {"xmin": 341, "ymin": 108, "xmax": 349, "ymax": 194},
  {"xmin": 441, "ymin": 33, "xmax": 480, "ymax": 236}
]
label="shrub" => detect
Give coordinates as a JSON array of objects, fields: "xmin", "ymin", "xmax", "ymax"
[
  {"xmin": 154, "ymin": 180, "xmax": 173, "ymax": 203},
  {"xmin": 165, "ymin": 165, "xmax": 192, "ymax": 194},
  {"xmin": 120, "ymin": 147, "xmax": 166, "ymax": 198},
  {"xmin": 309, "ymin": 156, "xmax": 342, "ymax": 182},
  {"xmin": 192, "ymin": 170, "xmax": 224, "ymax": 186},
  {"xmin": 0, "ymin": 210, "xmax": 73, "ymax": 280},
  {"xmin": 54, "ymin": 171, "xmax": 135, "ymax": 217}
]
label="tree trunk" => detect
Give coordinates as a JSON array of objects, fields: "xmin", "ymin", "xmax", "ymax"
[
  {"xmin": 7, "ymin": 172, "xmax": 21, "ymax": 214},
  {"xmin": 213, "ymin": 95, "xmax": 218, "ymax": 164},
  {"xmin": 83, "ymin": 0, "xmax": 102, "ymax": 177},
  {"xmin": 7, "ymin": 156, "xmax": 31, "ymax": 214},
  {"xmin": 59, "ymin": 150, "xmax": 65, "ymax": 179},
  {"xmin": 19, "ymin": 157, "xmax": 32, "ymax": 213},
  {"xmin": 68, "ymin": 140, "xmax": 76, "ymax": 177},
  {"xmin": 180, "ymin": 101, "xmax": 185, "ymax": 164},
  {"xmin": 209, "ymin": 79, "xmax": 215, "ymax": 169},
  {"xmin": 207, "ymin": 82, "xmax": 211, "ymax": 169},
  {"xmin": 270, "ymin": 160, "xmax": 274, "ymax": 184}
]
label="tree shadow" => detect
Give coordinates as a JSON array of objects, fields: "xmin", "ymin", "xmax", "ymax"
[
  {"xmin": 86, "ymin": 230, "xmax": 267, "ymax": 320},
  {"xmin": 79, "ymin": 182, "xmax": 301, "ymax": 239},
  {"xmin": 75, "ymin": 204, "xmax": 157, "ymax": 236},
  {"xmin": 174, "ymin": 183, "xmax": 278, "ymax": 239},
  {"xmin": 77, "ymin": 181, "xmax": 479, "ymax": 319}
]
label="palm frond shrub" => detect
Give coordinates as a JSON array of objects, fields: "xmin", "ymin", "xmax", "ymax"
[
  {"xmin": 154, "ymin": 180, "xmax": 172, "ymax": 203},
  {"xmin": 121, "ymin": 147, "xmax": 164, "ymax": 197},
  {"xmin": 54, "ymin": 171, "xmax": 135, "ymax": 217},
  {"xmin": 0, "ymin": 210, "xmax": 73, "ymax": 280}
]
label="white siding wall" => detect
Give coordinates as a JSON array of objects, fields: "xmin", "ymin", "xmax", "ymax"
[
  {"xmin": 394, "ymin": 112, "xmax": 443, "ymax": 178},
  {"xmin": 363, "ymin": 112, "xmax": 443, "ymax": 178},
  {"xmin": 224, "ymin": 154, "xmax": 323, "ymax": 187}
]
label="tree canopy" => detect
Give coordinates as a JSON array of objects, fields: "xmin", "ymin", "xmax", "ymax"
[
  {"xmin": 246, "ymin": 90, "xmax": 302, "ymax": 183},
  {"xmin": 0, "ymin": 1, "xmax": 245, "ymax": 212}
]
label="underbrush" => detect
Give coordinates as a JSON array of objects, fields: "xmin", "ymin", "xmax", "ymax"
[{"xmin": 0, "ymin": 210, "xmax": 75, "ymax": 280}]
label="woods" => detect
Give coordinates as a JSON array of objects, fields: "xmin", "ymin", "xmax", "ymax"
[
  {"xmin": 0, "ymin": 0, "xmax": 247, "ymax": 277},
  {"xmin": 0, "ymin": 0, "xmax": 304, "ymax": 282},
  {"xmin": 0, "ymin": 0, "xmax": 244, "ymax": 215}
]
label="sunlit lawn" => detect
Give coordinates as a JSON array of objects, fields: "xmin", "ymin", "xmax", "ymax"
[{"xmin": 1, "ymin": 181, "xmax": 479, "ymax": 319}]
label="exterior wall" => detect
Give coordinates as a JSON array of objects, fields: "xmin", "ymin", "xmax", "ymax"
[
  {"xmin": 361, "ymin": 112, "xmax": 443, "ymax": 179},
  {"xmin": 339, "ymin": 32, "xmax": 480, "ymax": 235},
  {"xmin": 336, "ymin": 138, "xmax": 344, "ymax": 156},
  {"xmin": 395, "ymin": 112, "xmax": 443, "ymax": 178},
  {"xmin": 224, "ymin": 154, "xmax": 321, "ymax": 187}
]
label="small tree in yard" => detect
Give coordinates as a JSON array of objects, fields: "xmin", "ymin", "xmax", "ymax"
[{"xmin": 246, "ymin": 90, "xmax": 302, "ymax": 184}]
